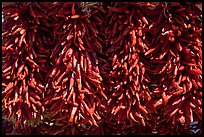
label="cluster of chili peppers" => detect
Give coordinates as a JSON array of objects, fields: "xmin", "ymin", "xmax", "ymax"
[
  {"xmin": 2, "ymin": 2, "xmax": 202, "ymax": 135},
  {"xmin": 147, "ymin": 2, "xmax": 202, "ymax": 134}
]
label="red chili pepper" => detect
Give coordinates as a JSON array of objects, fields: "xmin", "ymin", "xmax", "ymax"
[
  {"xmin": 16, "ymin": 62, "xmax": 24, "ymax": 75},
  {"xmin": 69, "ymin": 106, "xmax": 78, "ymax": 122},
  {"xmin": 31, "ymin": 103, "xmax": 38, "ymax": 113},
  {"xmin": 2, "ymin": 84, "xmax": 14, "ymax": 101},
  {"xmin": 52, "ymin": 96, "xmax": 62, "ymax": 101},
  {"xmin": 82, "ymin": 72, "xmax": 100, "ymax": 88},
  {"xmin": 161, "ymin": 92, "xmax": 169, "ymax": 106},
  {"xmin": 66, "ymin": 32, "xmax": 74, "ymax": 42},
  {"xmin": 195, "ymin": 107, "xmax": 202, "ymax": 120},
  {"xmin": 76, "ymin": 41, "xmax": 85, "ymax": 51},
  {"xmin": 27, "ymin": 57, "xmax": 42, "ymax": 70},
  {"xmin": 12, "ymin": 27, "xmax": 22, "ymax": 35},
  {"xmin": 191, "ymin": 79, "xmax": 198, "ymax": 89},
  {"xmin": 174, "ymin": 88, "xmax": 184, "ymax": 95},
  {"xmin": 181, "ymin": 83, "xmax": 186, "ymax": 94},
  {"xmin": 197, "ymin": 99, "xmax": 202, "ymax": 106},
  {"xmin": 129, "ymin": 112, "xmax": 138, "ymax": 123},
  {"xmin": 71, "ymin": 3, "xmax": 75, "ymax": 16},
  {"xmin": 71, "ymin": 14, "xmax": 79, "ymax": 19},
  {"xmin": 175, "ymin": 42, "xmax": 182, "ymax": 51},
  {"xmin": 75, "ymin": 63, "xmax": 82, "ymax": 91},
  {"xmin": 49, "ymin": 67, "xmax": 57, "ymax": 78},
  {"xmin": 184, "ymin": 103, "xmax": 193, "ymax": 125},
  {"xmin": 178, "ymin": 65, "xmax": 185, "ymax": 71},
  {"xmin": 189, "ymin": 68, "xmax": 202, "ymax": 75},
  {"xmin": 66, "ymin": 83, "xmax": 74, "ymax": 102},
  {"xmin": 93, "ymin": 38, "xmax": 103, "ymax": 52},
  {"xmin": 174, "ymin": 14, "xmax": 187, "ymax": 28},
  {"xmin": 56, "ymin": 72, "xmax": 66, "ymax": 85},
  {"xmin": 3, "ymin": 37, "xmax": 15, "ymax": 47},
  {"xmin": 72, "ymin": 51, "xmax": 78, "ymax": 69},
  {"xmin": 144, "ymin": 48, "xmax": 155, "ymax": 56},
  {"xmin": 154, "ymin": 98, "xmax": 163, "ymax": 108},
  {"xmin": 29, "ymin": 90, "xmax": 41, "ymax": 100},
  {"xmin": 3, "ymin": 65, "xmax": 12, "ymax": 74},
  {"xmin": 2, "ymin": 31, "xmax": 9, "ymax": 37},
  {"xmin": 18, "ymin": 32, "xmax": 26, "ymax": 48},
  {"xmin": 56, "ymin": 55, "xmax": 64, "ymax": 65},
  {"xmin": 29, "ymin": 95, "xmax": 39, "ymax": 106},
  {"xmin": 99, "ymin": 90, "xmax": 107, "ymax": 100},
  {"xmin": 173, "ymin": 65, "xmax": 178, "ymax": 77}
]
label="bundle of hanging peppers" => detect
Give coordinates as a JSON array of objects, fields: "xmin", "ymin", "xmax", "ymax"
[{"xmin": 2, "ymin": 2, "xmax": 202, "ymax": 135}]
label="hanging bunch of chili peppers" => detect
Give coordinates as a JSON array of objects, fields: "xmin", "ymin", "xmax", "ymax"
[
  {"xmin": 2, "ymin": 2, "xmax": 202, "ymax": 135},
  {"xmin": 147, "ymin": 2, "xmax": 202, "ymax": 135},
  {"xmin": 42, "ymin": 2, "xmax": 107, "ymax": 132},
  {"xmin": 2, "ymin": 2, "xmax": 54, "ymax": 129},
  {"xmin": 100, "ymin": 2, "xmax": 155, "ymax": 134}
]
